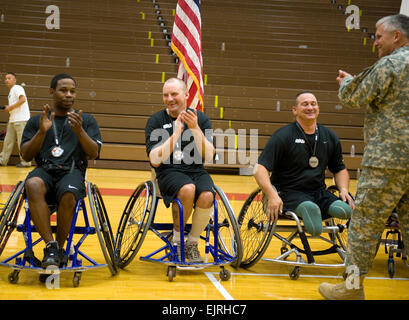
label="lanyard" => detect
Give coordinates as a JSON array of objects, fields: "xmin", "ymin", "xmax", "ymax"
[
  {"xmin": 52, "ymin": 118, "xmax": 68, "ymax": 146},
  {"xmin": 295, "ymin": 122, "xmax": 318, "ymax": 156}
]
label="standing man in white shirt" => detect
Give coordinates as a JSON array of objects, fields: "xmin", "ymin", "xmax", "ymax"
[{"xmin": 0, "ymin": 72, "xmax": 31, "ymax": 167}]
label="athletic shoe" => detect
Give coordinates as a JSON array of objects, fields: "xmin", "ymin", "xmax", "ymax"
[
  {"xmin": 42, "ymin": 241, "xmax": 61, "ymax": 268},
  {"xmin": 185, "ymin": 242, "xmax": 203, "ymax": 263}
]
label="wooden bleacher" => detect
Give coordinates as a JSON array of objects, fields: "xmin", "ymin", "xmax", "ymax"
[{"xmin": 0, "ymin": 0, "xmax": 402, "ymax": 177}]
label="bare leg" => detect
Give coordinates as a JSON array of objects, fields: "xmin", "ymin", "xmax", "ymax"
[
  {"xmin": 25, "ymin": 177, "xmax": 53, "ymax": 243},
  {"xmin": 172, "ymin": 183, "xmax": 195, "ymax": 232},
  {"xmin": 56, "ymin": 192, "xmax": 76, "ymax": 248}
]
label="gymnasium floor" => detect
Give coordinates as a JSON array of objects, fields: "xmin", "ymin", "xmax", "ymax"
[{"xmin": 0, "ymin": 166, "xmax": 408, "ymax": 301}]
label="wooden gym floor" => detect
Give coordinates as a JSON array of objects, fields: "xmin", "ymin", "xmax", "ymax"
[{"xmin": 0, "ymin": 166, "xmax": 408, "ymax": 300}]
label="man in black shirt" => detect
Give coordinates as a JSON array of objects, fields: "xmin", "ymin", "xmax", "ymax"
[
  {"xmin": 145, "ymin": 78, "xmax": 215, "ymax": 263},
  {"xmin": 21, "ymin": 74, "xmax": 102, "ymax": 268},
  {"xmin": 254, "ymin": 91, "xmax": 354, "ymax": 236}
]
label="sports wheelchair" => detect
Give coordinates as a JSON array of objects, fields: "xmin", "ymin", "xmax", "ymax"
[
  {"xmin": 114, "ymin": 178, "xmax": 243, "ymax": 282},
  {"xmin": 0, "ymin": 180, "xmax": 118, "ymax": 287},
  {"xmin": 376, "ymin": 211, "xmax": 407, "ymax": 278},
  {"xmin": 238, "ymin": 186, "xmax": 348, "ymax": 279}
]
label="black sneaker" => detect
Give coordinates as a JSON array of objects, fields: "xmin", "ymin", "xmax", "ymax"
[{"xmin": 42, "ymin": 241, "xmax": 61, "ymax": 268}]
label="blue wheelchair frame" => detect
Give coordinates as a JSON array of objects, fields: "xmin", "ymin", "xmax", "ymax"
[
  {"xmin": 0, "ymin": 181, "xmax": 118, "ymax": 286},
  {"xmin": 115, "ymin": 181, "xmax": 241, "ymax": 281}
]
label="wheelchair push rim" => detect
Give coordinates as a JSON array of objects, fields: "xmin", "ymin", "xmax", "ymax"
[
  {"xmin": 0, "ymin": 181, "xmax": 25, "ymax": 256},
  {"xmin": 87, "ymin": 182, "xmax": 119, "ymax": 276},
  {"xmin": 114, "ymin": 180, "xmax": 157, "ymax": 269},
  {"xmin": 238, "ymin": 188, "xmax": 274, "ymax": 268}
]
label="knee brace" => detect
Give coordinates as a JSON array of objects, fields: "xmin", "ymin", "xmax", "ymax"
[
  {"xmin": 328, "ymin": 200, "xmax": 352, "ymax": 219},
  {"xmin": 295, "ymin": 201, "xmax": 322, "ymax": 236}
]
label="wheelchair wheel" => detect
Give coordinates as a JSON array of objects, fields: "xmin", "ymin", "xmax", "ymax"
[
  {"xmin": 115, "ymin": 180, "xmax": 157, "ymax": 268},
  {"xmin": 87, "ymin": 182, "xmax": 118, "ymax": 276},
  {"xmin": 212, "ymin": 185, "xmax": 243, "ymax": 268},
  {"xmin": 0, "ymin": 181, "xmax": 25, "ymax": 256},
  {"xmin": 237, "ymin": 188, "xmax": 274, "ymax": 268}
]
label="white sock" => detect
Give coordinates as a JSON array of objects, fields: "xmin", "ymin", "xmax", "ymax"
[
  {"xmin": 172, "ymin": 229, "xmax": 181, "ymax": 244},
  {"xmin": 188, "ymin": 206, "xmax": 213, "ymax": 243}
]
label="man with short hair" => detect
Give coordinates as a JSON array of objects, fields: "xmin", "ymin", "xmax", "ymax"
[
  {"xmin": 21, "ymin": 73, "xmax": 102, "ymax": 268},
  {"xmin": 0, "ymin": 72, "xmax": 31, "ymax": 167},
  {"xmin": 145, "ymin": 77, "xmax": 215, "ymax": 263},
  {"xmin": 253, "ymin": 91, "xmax": 354, "ymax": 237},
  {"xmin": 319, "ymin": 14, "xmax": 409, "ymax": 300}
]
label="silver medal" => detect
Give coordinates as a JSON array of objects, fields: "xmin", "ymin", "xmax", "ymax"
[
  {"xmin": 51, "ymin": 146, "xmax": 64, "ymax": 158},
  {"xmin": 173, "ymin": 150, "xmax": 184, "ymax": 161},
  {"xmin": 309, "ymin": 156, "xmax": 319, "ymax": 168}
]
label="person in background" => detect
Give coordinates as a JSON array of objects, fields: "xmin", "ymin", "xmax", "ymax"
[{"xmin": 0, "ymin": 72, "xmax": 31, "ymax": 167}]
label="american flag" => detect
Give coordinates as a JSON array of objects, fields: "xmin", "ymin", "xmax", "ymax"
[{"xmin": 171, "ymin": 0, "xmax": 204, "ymax": 111}]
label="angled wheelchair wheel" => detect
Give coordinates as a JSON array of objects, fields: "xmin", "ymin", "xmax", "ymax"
[
  {"xmin": 0, "ymin": 181, "xmax": 25, "ymax": 256},
  {"xmin": 238, "ymin": 188, "xmax": 274, "ymax": 268},
  {"xmin": 87, "ymin": 182, "xmax": 118, "ymax": 276},
  {"xmin": 115, "ymin": 180, "xmax": 157, "ymax": 268},
  {"xmin": 212, "ymin": 185, "xmax": 243, "ymax": 268}
]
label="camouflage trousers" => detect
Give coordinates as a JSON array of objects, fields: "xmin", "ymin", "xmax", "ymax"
[{"xmin": 345, "ymin": 166, "xmax": 409, "ymax": 276}]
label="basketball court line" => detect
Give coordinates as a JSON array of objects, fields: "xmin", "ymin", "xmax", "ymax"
[
  {"xmin": 204, "ymin": 271, "xmax": 409, "ymax": 300},
  {"xmin": 205, "ymin": 272, "xmax": 235, "ymax": 300}
]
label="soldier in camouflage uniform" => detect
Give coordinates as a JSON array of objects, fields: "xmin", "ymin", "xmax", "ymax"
[{"xmin": 319, "ymin": 14, "xmax": 409, "ymax": 300}]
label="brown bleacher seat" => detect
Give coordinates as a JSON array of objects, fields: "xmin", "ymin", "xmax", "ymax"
[{"xmin": 0, "ymin": 0, "xmax": 401, "ymax": 176}]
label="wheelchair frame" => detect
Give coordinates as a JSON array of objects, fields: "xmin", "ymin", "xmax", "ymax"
[
  {"xmin": 376, "ymin": 212, "xmax": 408, "ymax": 278},
  {"xmin": 114, "ymin": 180, "xmax": 242, "ymax": 281},
  {"xmin": 238, "ymin": 187, "xmax": 348, "ymax": 280},
  {"xmin": 0, "ymin": 180, "xmax": 118, "ymax": 287}
]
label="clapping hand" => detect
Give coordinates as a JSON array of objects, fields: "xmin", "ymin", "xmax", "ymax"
[
  {"xmin": 67, "ymin": 110, "xmax": 83, "ymax": 135},
  {"xmin": 40, "ymin": 104, "xmax": 54, "ymax": 133}
]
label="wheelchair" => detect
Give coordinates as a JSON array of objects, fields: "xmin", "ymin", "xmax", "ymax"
[
  {"xmin": 238, "ymin": 186, "xmax": 348, "ymax": 280},
  {"xmin": 114, "ymin": 178, "xmax": 243, "ymax": 282},
  {"xmin": 0, "ymin": 180, "xmax": 118, "ymax": 287},
  {"xmin": 376, "ymin": 210, "xmax": 407, "ymax": 278}
]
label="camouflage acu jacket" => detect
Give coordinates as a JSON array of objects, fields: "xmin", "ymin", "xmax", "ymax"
[{"xmin": 339, "ymin": 46, "xmax": 409, "ymax": 170}]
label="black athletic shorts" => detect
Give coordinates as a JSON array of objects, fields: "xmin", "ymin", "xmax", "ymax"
[
  {"xmin": 157, "ymin": 169, "xmax": 215, "ymax": 207},
  {"xmin": 279, "ymin": 188, "xmax": 339, "ymax": 218},
  {"xmin": 26, "ymin": 167, "xmax": 86, "ymax": 205}
]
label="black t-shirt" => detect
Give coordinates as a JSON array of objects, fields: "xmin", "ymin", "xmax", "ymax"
[
  {"xmin": 145, "ymin": 109, "xmax": 213, "ymax": 176},
  {"xmin": 21, "ymin": 112, "xmax": 102, "ymax": 171},
  {"xmin": 257, "ymin": 122, "xmax": 345, "ymax": 192}
]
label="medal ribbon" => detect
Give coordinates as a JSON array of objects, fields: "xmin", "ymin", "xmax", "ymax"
[
  {"xmin": 52, "ymin": 118, "xmax": 68, "ymax": 147},
  {"xmin": 295, "ymin": 122, "xmax": 318, "ymax": 158}
]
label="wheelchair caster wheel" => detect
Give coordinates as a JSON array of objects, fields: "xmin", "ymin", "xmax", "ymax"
[
  {"xmin": 289, "ymin": 266, "xmax": 300, "ymax": 280},
  {"xmin": 167, "ymin": 266, "xmax": 176, "ymax": 282},
  {"xmin": 8, "ymin": 270, "xmax": 20, "ymax": 284},
  {"xmin": 219, "ymin": 267, "xmax": 231, "ymax": 281},
  {"xmin": 73, "ymin": 272, "xmax": 82, "ymax": 287},
  {"xmin": 387, "ymin": 259, "xmax": 395, "ymax": 278}
]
